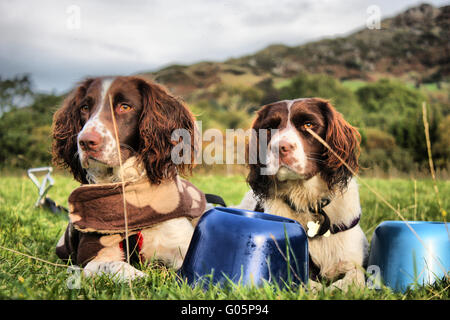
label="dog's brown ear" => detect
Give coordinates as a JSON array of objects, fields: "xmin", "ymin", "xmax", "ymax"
[
  {"xmin": 136, "ymin": 78, "xmax": 196, "ymax": 184},
  {"xmin": 52, "ymin": 78, "xmax": 94, "ymax": 183},
  {"xmin": 317, "ymin": 99, "xmax": 360, "ymax": 192},
  {"xmin": 246, "ymin": 105, "xmax": 276, "ymax": 200}
]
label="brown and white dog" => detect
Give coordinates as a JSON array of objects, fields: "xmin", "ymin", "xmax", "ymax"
[
  {"xmin": 238, "ymin": 98, "xmax": 369, "ymax": 290},
  {"xmin": 52, "ymin": 76, "xmax": 201, "ymax": 281}
]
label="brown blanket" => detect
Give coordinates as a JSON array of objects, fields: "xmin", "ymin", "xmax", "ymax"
[{"xmin": 56, "ymin": 176, "xmax": 206, "ymax": 266}]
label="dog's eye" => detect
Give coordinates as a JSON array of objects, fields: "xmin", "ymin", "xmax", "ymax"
[
  {"xmin": 118, "ymin": 104, "xmax": 133, "ymax": 113},
  {"xmin": 303, "ymin": 122, "xmax": 313, "ymax": 129},
  {"xmin": 80, "ymin": 105, "xmax": 89, "ymax": 113},
  {"xmin": 260, "ymin": 117, "xmax": 281, "ymax": 130}
]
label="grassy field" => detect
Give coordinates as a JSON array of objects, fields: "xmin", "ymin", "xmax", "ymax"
[{"xmin": 0, "ymin": 172, "xmax": 448, "ymax": 300}]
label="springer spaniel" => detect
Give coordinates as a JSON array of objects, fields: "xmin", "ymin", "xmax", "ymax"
[
  {"xmin": 238, "ymin": 98, "xmax": 369, "ymax": 291},
  {"xmin": 52, "ymin": 76, "xmax": 201, "ymax": 281}
]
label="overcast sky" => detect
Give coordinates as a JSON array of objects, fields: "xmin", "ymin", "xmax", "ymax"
[{"xmin": 0, "ymin": 0, "xmax": 448, "ymax": 94}]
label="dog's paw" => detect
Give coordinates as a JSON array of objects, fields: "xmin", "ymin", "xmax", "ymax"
[
  {"xmin": 83, "ymin": 261, "xmax": 147, "ymax": 282},
  {"xmin": 329, "ymin": 268, "xmax": 366, "ymax": 292},
  {"xmin": 307, "ymin": 280, "xmax": 323, "ymax": 293}
]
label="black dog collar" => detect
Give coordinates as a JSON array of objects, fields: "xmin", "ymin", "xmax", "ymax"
[{"xmin": 281, "ymin": 196, "xmax": 360, "ymax": 238}]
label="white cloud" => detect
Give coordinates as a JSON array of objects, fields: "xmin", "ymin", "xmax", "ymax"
[{"xmin": 0, "ymin": 0, "xmax": 448, "ymax": 93}]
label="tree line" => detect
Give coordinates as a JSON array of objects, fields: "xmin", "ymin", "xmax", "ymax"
[{"xmin": 0, "ymin": 73, "xmax": 448, "ymax": 175}]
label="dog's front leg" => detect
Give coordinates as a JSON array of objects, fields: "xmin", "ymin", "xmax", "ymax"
[
  {"xmin": 83, "ymin": 261, "xmax": 147, "ymax": 282},
  {"xmin": 139, "ymin": 218, "xmax": 195, "ymax": 270}
]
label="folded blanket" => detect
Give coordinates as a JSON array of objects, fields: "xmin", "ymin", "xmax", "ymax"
[{"xmin": 56, "ymin": 176, "xmax": 206, "ymax": 266}]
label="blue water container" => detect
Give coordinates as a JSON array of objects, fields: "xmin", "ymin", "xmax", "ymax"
[
  {"xmin": 368, "ymin": 220, "xmax": 450, "ymax": 292},
  {"xmin": 179, "ymin": 207, "xmax": 309, "ymax": 287}
]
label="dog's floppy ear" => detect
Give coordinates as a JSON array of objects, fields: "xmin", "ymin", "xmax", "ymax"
[
  {"xmin": 246, "ymin": 104, "xmax": 276, "ymax": 200},
  {"xmin": 136, "ymin": 77, "xmax": 196, "ymax": 184},
  {"xmin": 52, "ymin": 78, "xmax": 94, "ymax": 183},
  {"xmin": 317, "ymin": 99, "xmax": 360, "ymax": 192}
]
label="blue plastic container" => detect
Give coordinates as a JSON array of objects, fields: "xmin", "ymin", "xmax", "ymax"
[
  {"xmin": 368, "ymin": 221, "xmax": 449, "ymax": 292},
  {"xmin": 179, "ymin": 207, "xmax": 309, "ymax": 287}
]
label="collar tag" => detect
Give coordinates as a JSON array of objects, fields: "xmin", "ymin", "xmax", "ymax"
[{"xmin": 307, "ymin": 220, "xmax": 320, "ymax": 238}]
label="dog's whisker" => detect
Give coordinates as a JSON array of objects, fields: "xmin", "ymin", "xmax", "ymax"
[
  {"xmin": 306, "ymin": 156, "xmax": 326, "ymax": 163},
  {"xmin": 119, "ymin": 143, "xmax": 137, "ymax": 155},
  {"xmin": 70, "ymin": 151, "xmax": 81, "ymax": 166}
]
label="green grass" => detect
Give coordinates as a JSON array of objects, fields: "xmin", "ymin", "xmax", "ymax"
[
  {"xmin": 274, "ymin": 78, "xmax": 449, "ymax": 96},
  {"xmin": 404, "ymin": 81, "xmax": 450, "ymax": 93},
  {"xmin": 0, "ymin": 173, "xmax": 448, "ymax": 299},
  {"xmin": 341, "ymin": 80, "xmax": 368, "ymax": 92},
  {"xmin": 273, "ymin": 78, "xmax": 293, "ymax": 89}
]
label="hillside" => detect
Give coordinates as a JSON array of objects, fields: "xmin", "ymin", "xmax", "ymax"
[{"xmin": 140, "ymin": 3, "xmax": 449, "ymax": 99}]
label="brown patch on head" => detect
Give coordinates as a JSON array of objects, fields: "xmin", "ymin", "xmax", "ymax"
[
  {"xmin": 98, "ymin": 77, "xmax": 144, "ymax": 157},
  {"xmin": 246, "ymin": 100, "xmax": 289, "ymax": 199},
  {"xmin": 251, "ymin": 101, "xmax": 289, "ymax": 132},
  {"xmin": 283, "ymin": 99, "xmax": 328, "ymax": 178}
]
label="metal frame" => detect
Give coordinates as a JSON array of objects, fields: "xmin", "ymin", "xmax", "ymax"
[{"xmin": 27, "ymin": 166, "xmax": 55, "ymax": 207}]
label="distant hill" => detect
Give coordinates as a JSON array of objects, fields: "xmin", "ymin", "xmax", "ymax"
[{"xmin": 140, "ymin": 3, "xmax": 449, "ymax": 99}]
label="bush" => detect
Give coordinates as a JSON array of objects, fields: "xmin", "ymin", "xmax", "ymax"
[
  {"xmin": 191, "ymin": 84, "xmax": 262, "ymax": 130},
  {"xmin": 279, "ymin": 72, "xmax": 363, "ymax": 125},
  {"xmin": 0, "ymin": 93, "xmax": 61, "ymax": 169},
  {"xmin": 433, "ymin": 114, "xmax": 450, "ymax": 167},
  {"xmin": 361, "ymin": 128, "xmax": 396, "ymax": 151},
  {"xmin": 360, "ymin": 145, "xmax": 417, "ymax": 173},
  {"xmin": 355, "ymin": 78, "xmax": 426, "ymax": 129},
  {"xmin": 359, "ymin": 127, "xmax": 416, "ymax": 172},
  {"xmin": 355, "ymin": 79, "xmax": 447, "ymax": 167}
]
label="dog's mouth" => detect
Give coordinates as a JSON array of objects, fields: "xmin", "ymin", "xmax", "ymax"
[
  {"xmin": 276, "ymin": 165, "xmax": 306, "ymax": 181},
  {"xmin": 88, "ymin": 156, "xmax": 111, "ymax": 165},
  {"xmin": 81, "ymin": 155, "xmax": 114, "ymax": 169}
]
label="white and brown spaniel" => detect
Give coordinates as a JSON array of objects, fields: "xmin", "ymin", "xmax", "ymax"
[
  {"xmin": 52, "ymin": 76, "xmax": 203, "ymax": 281},
  {"xmin": 238, "ymin": 98, "xmax": 369, "ymax": 291}
]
